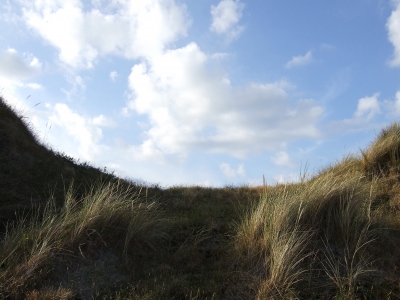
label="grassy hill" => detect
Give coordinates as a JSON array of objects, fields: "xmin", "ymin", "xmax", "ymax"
[{"xmin": 1, "ymin": 96, "xmax": 400, "ymax": 299}]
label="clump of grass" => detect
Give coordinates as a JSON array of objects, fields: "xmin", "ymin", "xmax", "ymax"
[
  {"xmin": 235, "ymin": 184, "xmax": 313, "ymax": 299},
  {"xmin": 361, "ymin": 122, "xmax": 400, "ymax": 178},
  {"xmin": 315, "ymin": 181, "xmax": 376, "ymax": 299},
  {"xmin": 0, "ymin": 181, "xmax": 165, "ymax": 299},
  {"xmin": 317, "ymin": 154, "xmax": 362, "ymax": 179},
  {"xmin": 234, "ymin": 161, "xmax": 381, "ymax": 299}
]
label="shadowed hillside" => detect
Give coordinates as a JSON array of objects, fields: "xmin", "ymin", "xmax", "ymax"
[
  {"xmin": 2, "ymin": 95, "xmax": 400, "ymax": 299},
  {"xmin": 0, "ymin": 97, "xmax": 122, "ymax": 226}
]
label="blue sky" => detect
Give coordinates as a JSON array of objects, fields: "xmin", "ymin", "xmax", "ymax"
[{"xmin": 0, "ymin": 0, "xmax": 400, "ymax": 187}]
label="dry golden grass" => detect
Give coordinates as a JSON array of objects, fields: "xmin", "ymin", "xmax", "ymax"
[
  {"xmin": 0, "ymin": 181, "xmax": 165, "ymax": 299},
  {"xmin": 361, "ymin": 122, "xmax": 400, "ymax": 178},
  {"xmin": 3, "ymin": 96, "xmax": 400, "ymax": 299},
  {"xmin": 233, "ymin": 156, "xmax": 392, "ymax": 299},
  {"xmin": 26, "ymin": 287, "xmax": 73, "ymax": 300}
]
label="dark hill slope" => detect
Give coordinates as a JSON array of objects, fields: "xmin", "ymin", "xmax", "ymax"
[{"xmin": 0, "ymin": 96, "xmax": 118, "ymax": 226}]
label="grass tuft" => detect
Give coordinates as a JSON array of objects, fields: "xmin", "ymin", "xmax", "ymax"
[
  {"xmin": 0, "ymin": 181, "xmax": 164, "ymax": 299},
  {"xmin": 361, "ymin": 122, "xmax": 400, "ymax": 178}
]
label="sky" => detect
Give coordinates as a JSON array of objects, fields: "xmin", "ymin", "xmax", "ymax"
[{"xmin": 0, "ymin": 0, "xmax": 400, "ymax": 187}]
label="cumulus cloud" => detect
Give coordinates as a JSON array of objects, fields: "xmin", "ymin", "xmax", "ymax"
[
  {"xmin": 21, "ymin": 0, "xmax": 191, "ymax": 69},
  {"xmin": 123, "ymin": 140, "xmax": 167, "ymax": 164},
  {"xmin": 271, "ymin": 151, "xmax": 292, "ymax": 166},
  {"xmin": 354, "ymin": 93, "xmax": 381, "ymax": 120},
  {"xmin": 124, "ymin": 42, "xmax": 323, "ymax": 161},
  {"xmin": 387, "ymin": 0, "xmax": 400, "ymax": 67},
  {"xmin": 285, "ymin": 51, "xmax": 313, "ymax": 69},
  {"xmin": 220, "ymin": 163, "xmax": 245, "ymax": 178},
  {"xmin": 10, "ymin": 0, "xmax": 324, "ymax": 184},
  {"xmin": 210, "ymin": 0, "xmax": 244, "ymax": 41},
  {"xmin": 48, "ymin": 103, "xmax": 104, "ymax": 161},
  {"xmin": 326, "ymin": 93, "xmax": 383, "ymax": 134}
]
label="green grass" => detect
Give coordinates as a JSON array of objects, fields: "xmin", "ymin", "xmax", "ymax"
[{"xmin": 2, "ymin": 95, "xmax": 400, "ymax": 299}]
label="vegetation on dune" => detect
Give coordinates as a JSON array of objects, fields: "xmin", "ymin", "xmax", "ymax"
[
  {"xmin": 0, "ymin": 181, "xmax": 164, "ymax": 299},
  {"xmin": 361, "ymin": 122, "xmax": 400, "ymax": 178},
  {"xmin": 2, "ymin": 95, "xmax": 400, "ymax": 299},
  {"xmin": 0, "ymin": 97, "xmax": 122, "ymax": 228}
]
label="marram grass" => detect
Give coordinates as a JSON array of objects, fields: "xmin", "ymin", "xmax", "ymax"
[
  {"xmin": 0, "ymin": 181, "xmax": 165, "ymax": 299},
  {"xmin": 2, "ymin": 95, "xmax": 400, "ymax": 299}
]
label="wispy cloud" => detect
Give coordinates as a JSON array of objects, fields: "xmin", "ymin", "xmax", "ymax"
[
  {"xmin": 271, "ymin": 151, "xmax": 293, "ymax": 166},
  {"xmin": 383, "ymin": 90, "xmax": 400, "ymax": 117},
  {"xmin": 0, "ymin": 48, "xmax": 41, "ymax": 79},
  {"xmin": 26, "ymin": 83, "xmax": 43, "ymax": 90},
  {"xmin": 285, "ymin": 51, "xmax": 313, "ymax": 69},
  {"xmin": 210, "ymin": 0, "xmax": 245, "ymax": 41},
  {"xmin": 394, "ymin": 91, "xmax": 400, "ymax": 114},
  {"xmin": 320, "ymin": 43, "xmax": 336, "ymax": 51},
  {"xmin": 387, "ymin": 0, "xmax": 400, "ymax": 67},
  {"xmin": 0, "ymin": 48, "xmax": 42, "ymax": 92},
  {"xmin": 220, "ymin": 163, "xmax": 245, "ymax": 178},
  {"xmin": 61, "ymin": 75, "xmax": 86, "ymax": 99},
  {"xmin": 109, "ymin": 71, "xmax": 118, "ymax": 82},
  {"xmin": 91, "ymin": 115, "xmax": 117, "ymax": 127},
  {"xmin": 273, "ymin": 173, "xmax": 300, "ymax": 184}
]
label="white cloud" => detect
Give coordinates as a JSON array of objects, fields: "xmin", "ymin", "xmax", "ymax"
[
  {"xmin": 0, "ymin": 1, "xmax": 20, "ymax": 23},
  {"xmin": 0, "ymin": 48, "xmax": 43, "ymax": 95},
  {"xmin": 61, "ymin": 75, "xmax": 86, "ymax": 98},
  {"xmin": 273, "ymin": 173, "xmax": 300, "ymax": 184},
  {"xmin": 271, "ymin": 151, "xmax": 292, "ymax": 166},
  {"xmin": 211, "ymin": 52, "xmax": 230, "ymax": 60},
  {"xmin": 394, "ymin": 91, "xmax": 400, "ymax": 114},
  {"xmin": 124, "ymin": 42, "xmax": 323, "ymax": 161},
  {"xmin": 11, "ymin": 98, "xmax": 196, "ymax": 186},
  {"xmin": 354, "ymin": 93, "xmax": 380, "ymax": 120},
  {"xmin": 285, "ymin": 51, "xmax": 313, "ymax": 69},
  {"xmin": 26, "ymin": 83, "xmax": 43, "ymax": 90},
  {"xmin": 48, "ymin": 103, "xmax": 103, "ymax": 161},
  {"xmin": 387, "ymin": 0, "xmax": 400, "ymax": 67},
  {"xmin": 0, "ymin": 48, "xmax": 41, "ymax": 80},
  {"xmin": 126, "ymin": 140, "xmax": 167, "ymax": 164},
  {"xmin": 320, "ymin": 44, "xmax": 336, "ymax": 51},
  {"xmin": 109, "ymin": 71, "xmax": 118, "ymax": 81},
  {"xmin": 326, "ymin": 93, "xmax": 383, "ymax": 135},
  {"xmin": 210, "ymin": 0, "xmax": 244, "ymax": 41},
  {"xmin": 220, "ymin": 163, "xmax": 245, "ymax": 178},
  {"xmin": 20, "ymin": 0, "xmax": 191, "ymax": 69},
  {"xmin": 91, "ymin": 115, "xmax": 117, "ymax": 127}
]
